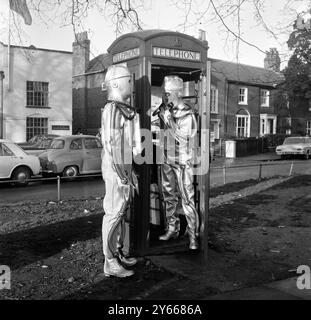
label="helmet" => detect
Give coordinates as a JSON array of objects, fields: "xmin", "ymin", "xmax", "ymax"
[
  {"xmin": 105, "ymin": 65, "xmax": 131, "ymax": 85},
  {"xmin": 163, "ymin": 76, "xmax": 183, "ymax": 93}
]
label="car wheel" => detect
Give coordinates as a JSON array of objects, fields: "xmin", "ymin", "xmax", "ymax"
[
  {"xmin": 12, "ymin": 167, "xmax": 31, "ymax": 186},
  {"xmin": 63, "ymin": 166, "xmax": 79, "ymax": 179}
]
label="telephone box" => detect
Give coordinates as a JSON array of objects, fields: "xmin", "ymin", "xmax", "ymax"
[{"xmin": 107, "ymin": 30, "xmax": 211, "ymax": 257}]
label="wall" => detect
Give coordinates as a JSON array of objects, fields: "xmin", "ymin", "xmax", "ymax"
[
  {"xmin": 86, "ymin": 72, "xmax": 106, "ymax": 135},
  {"xmin": 225, "ymin": 82, "xmax": 277, "ymax": 138},
  {"xmin": 2, "ymin": 44, "xmax": 72, "ymax": 142}
]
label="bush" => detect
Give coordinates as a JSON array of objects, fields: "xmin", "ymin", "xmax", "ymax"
[{"xmin": 264, "ymin": 134, "xmax": 293, "ymax": 147}]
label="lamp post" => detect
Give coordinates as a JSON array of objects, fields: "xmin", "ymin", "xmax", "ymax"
[{"xmin": 0, "ymin": 71, "xmax": 5, "ymax": 139}]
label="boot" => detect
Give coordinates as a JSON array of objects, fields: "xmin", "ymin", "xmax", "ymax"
[
  {"xmin": 159, "ymin": 230, "xmax": 179, "ymax": 241},
  {"xmin": 104, "ymin": 258, "xmax": 134, "ymax": 278},
  {"xmin": 117, "ymin": 248, "xmax": 137, "ymax": 267},
  {"xmin": 189, "ymin": 237, "xmax": 199, "ymax": 250}
]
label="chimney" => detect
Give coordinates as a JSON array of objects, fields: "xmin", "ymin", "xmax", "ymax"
[
  {"xmin": 72, "ymin": 31, "xmax": 90, "ymax": 76},
  {"xmin": 199, "ymin": 29, "xmax": 206, "ymax": 42},
  {"xmin": 198, "ymin": 29, "xmax": 208, "ymax": 47},
  {"xmin": 264, "ymin": 48, "xmax": 281, "ymax": 72}
]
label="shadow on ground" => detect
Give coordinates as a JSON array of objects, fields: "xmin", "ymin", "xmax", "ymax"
[{"xmin": 0, "ymin": 214, "xmax": 102, "ymax": 270}]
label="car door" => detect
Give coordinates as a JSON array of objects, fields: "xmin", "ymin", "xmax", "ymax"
[
  {"xmin": 82, "ymin": 138, "xmax": 103, "ymax": 173},
  {"xmin": 67, "ymin": 138, "xmax": 84, "ymax": 171},
  {"xmin": 0, "ymin": 143, "xmax": 19, "ymax": 179}
]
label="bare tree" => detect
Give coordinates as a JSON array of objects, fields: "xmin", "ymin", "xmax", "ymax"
[
  {"xmin": 5, "ymin": 0, "xmax": 310, "ymax": 65},
  {"xmin": 169, "ymin": 0, "xmax": 310, "ymax": 64},
  {"xmin": 27, "ymin": 0, "xmax": 144, "ymax": 36}
]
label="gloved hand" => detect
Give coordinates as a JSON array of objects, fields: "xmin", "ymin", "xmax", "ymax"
[{"xmin": 159, "ymin": 108, "xmax": 171, "ymax": 126}]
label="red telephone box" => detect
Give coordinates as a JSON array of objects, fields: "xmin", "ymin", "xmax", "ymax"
[{"xmin": 107, "ymin": 30, "xmax": 211, "ymax": 258}]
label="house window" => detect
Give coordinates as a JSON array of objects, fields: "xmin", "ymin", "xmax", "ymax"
[
  {"xmin": 307, "ymin": 121, "xmax": 311, "ymax": 136},
  {"xmin": 236, "ymin": 109, "xmax": 250, "ymax": 138},
  {"xmin": 210, "ymin": 120, "xmax": 220, "ymax": 141},
  {"xmin": 26, "ymin": 81, "xmax": 49, "ymax": 108},
  {"xmin": 238, "ymin": 87, "xmax": 248, "ymax": 105},
  {"xmin": 26, "ymin": 117, "xmax": 48, "ymax": 141},
  {"xmin": 261, "ymin": 119, "xmax": 265, "ymax": 135},
  {"xmin": 210, "ymin": 86, "xmax": 218, "ymax": 114},
  {"xmin": 261, "ymin": 89, "xmax": 270, "ymax": 107}
]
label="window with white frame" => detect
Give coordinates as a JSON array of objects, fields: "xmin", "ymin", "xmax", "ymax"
[
  {"xmin": 210, "ymin": 120, "xmax": 220, "ymax": 141},
  {"xmin": 285, "ymin": 117, "xmax": 291, "ymax": 135},
  {"xmin": 261, "ymin": 89, "xmax": 270, "ymax": 107},
  {"xmin": 238, "ymin": 87, "xmax": 248, "ymax": 105},
  {"xmin": 260, "ymin": 114, "xmax": 277, "ymax": 136},
  {"xmin": 307, "ymin": 121, "xmax": 311, "ymax": 136},
  {"xmin": 26, "ymin": 81, "xmax": 49, "ymax": 108},
  {"xmin": 26, "ymin": 117, "xmax": 48, "ymax": 141},
  {"xmin": 210, "ymin": 86, "xmax": 218, "ymax": 114},
  {"xmin": 261, "ymin": 119, "xmax": 265, "ymax": 136},
  {"xmin": 236, "ymin": 110, "xmax": 250, "ymax": 138}
]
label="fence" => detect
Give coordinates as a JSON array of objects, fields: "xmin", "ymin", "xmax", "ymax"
[
  {"xmin": 0, "ymin": 174, "xmax": 103, "ymax": 203},
  {"xmin": 0, "ymin": 160, "xmax": 310, "ymax": 203},
  {"xmin": 211, "ymin": 159, "xmax": 310, "ymax": 187}
]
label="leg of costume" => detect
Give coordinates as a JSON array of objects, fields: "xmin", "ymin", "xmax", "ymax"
[
  {"xmin": 175, "ymin": 164, "xmax": 199, "ymax": 241},
  {"xmin": 117, "ymin": 217, "xmax": 126, "ymax": 251},
  {"xmin": 102, "ymin": 170, "xmax": 130, "ymax": 261},
  {"xmin": 161, "ymin": 162, "xmax": 180, "ymax": 235}
]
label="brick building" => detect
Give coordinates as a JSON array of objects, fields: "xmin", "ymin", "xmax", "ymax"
[
  {"xmin": 72, "ymin": 31, "xmax": 283, "ymax": 147},
  {"xmin": 211, "ymin": 51, "xmax": 283, "ymax": 142}
]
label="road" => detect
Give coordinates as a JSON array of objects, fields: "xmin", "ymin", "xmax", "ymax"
[
  {"xmin": 0, "ymin": 176, "xmax": 105, "ymax": 204},
  {"xmin": 0, "ymin": 159, "xmax": 310, "ymax": 204}
]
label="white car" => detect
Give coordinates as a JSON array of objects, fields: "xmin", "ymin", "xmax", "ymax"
[
  {"xmin": 0, "ymin": 139, "xmax": 41, "ymax": 185},
  {"xmin": 276, "ymin": 137, "xmax": 311, "ymax": 160}
]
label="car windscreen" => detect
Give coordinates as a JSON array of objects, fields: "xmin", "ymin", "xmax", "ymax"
[
  {"xmin": 283, "ymin": 138, "xmax": 305, "ymax": 145},
  {"xmin": 28, "ymin": 136, "xmax": 39, "ymax": 144},
  {"xmin": 39, "ymin": 139, "xmax": 53, "ymax": 148},
  {"xmin": 49, "ymin": 140, "xmax": 65, "ymax": 149}
]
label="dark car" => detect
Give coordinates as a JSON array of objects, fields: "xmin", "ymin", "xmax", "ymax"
[{"xmin": 18, "ymin": 134, "xmax": 60, "ymax": 150}]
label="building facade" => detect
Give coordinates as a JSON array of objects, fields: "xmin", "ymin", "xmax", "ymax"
[
  {"xmin": 72, "ymin": 32, "xmax": 283, "ymax": 151},
  {"xmin": 0, "ymin": 42, "xmax": 72, "ymax": 142},
  {"xmin": 210, "ymin": 51, "xmax": 283, "ymax": 143}
]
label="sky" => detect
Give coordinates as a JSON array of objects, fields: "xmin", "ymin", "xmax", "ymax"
[{"xmin": 0, "ymin": 0, "xmax": 309, "ymax": 69}]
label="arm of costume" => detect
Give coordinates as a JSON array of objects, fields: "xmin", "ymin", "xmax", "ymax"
[
  {"xmin": 167, "ymin": 111, "xmax": 198, "ymax": 144},
  {"xmin": 101, "ymin": 106, "xmax": 112, "ymax": 154},
  {"xmin": 109, "ymin": 101, "xmax": 139, "ymax": 191}
]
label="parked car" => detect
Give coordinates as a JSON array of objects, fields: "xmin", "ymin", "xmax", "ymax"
[
  {"xmin": 23, "ymin": 136, "xmax": 61, "ymax": 156},
  {"xmin": 276, "ymin": 136, "xmax": 311, "ymax": 160},
  {"xmin": 39, "ymin": 135, "xmax": 102, "ymax": 178},
  {"xmin": 0, "ymin": 139, "xmax": 41, "ymax": 186},
  {"xmin": 18, "ymin": 134, "xmax": 60, "ymax": 150}
]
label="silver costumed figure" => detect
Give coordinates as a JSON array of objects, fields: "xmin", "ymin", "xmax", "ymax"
[
  {"xmin": 157, "ymin": 76, "xmax": 200, "ymax": 250},
  {"xmin": 101, "ymin": 65, "xmax": 141, "ymax": 278}
]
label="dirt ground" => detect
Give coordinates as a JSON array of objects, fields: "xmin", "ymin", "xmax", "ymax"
[{"xmin": 0, "ymin": 175, "xmax": 310, "ymax": 300}]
